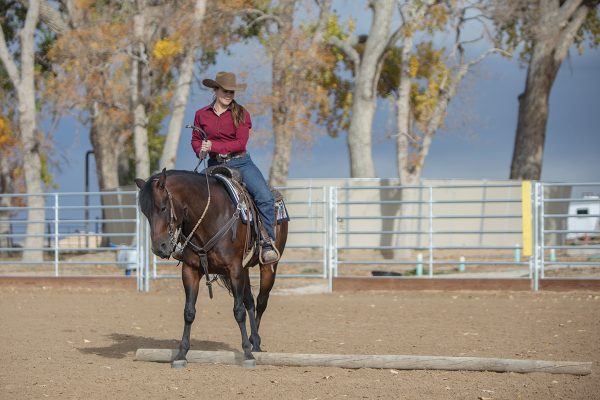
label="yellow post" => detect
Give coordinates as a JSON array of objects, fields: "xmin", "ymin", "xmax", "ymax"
[{"xmin": 521, "ymin": 181, "xmax": 533, "ymax": 257}]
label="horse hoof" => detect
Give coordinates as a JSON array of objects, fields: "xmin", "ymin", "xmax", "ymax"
[
  {"xmin": 171, "ymin": 359, "xmax": 188, "ymax": 369},
  {"xmin": 242, "ymin": 359, "xmax": 256, "ymax": 369}
]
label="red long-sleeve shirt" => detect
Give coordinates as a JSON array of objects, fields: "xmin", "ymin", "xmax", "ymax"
[{"xmin": 191, "ymin": 104, "xmax": 252, "ymax": 157}]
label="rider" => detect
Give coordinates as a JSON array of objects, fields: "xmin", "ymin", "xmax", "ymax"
[{"xmin": 191, "ymin": 71, "xmax": 279, "ymax": 263}]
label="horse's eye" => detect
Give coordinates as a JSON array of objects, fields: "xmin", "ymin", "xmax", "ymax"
[{"xmin": 160, "ymin": 206, "xmax": 167, "ymax": 213}]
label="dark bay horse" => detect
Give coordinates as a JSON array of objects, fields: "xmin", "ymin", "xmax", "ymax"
[{"xmin": 135, "ymin": 169, "xmax": 288, "ymax": 368}]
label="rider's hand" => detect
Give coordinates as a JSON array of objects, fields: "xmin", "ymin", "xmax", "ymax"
[{"xmin": 200, "ymin": 140, "xmax": 212, "ymax": 152}]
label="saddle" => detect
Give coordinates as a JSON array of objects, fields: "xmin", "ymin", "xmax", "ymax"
[
  {"xmin": 205, "ymin": 165, "xmax": 289, "ymax": 224},
  {"xmin": 203, "ymin": 165, "xmax": 289, "ymax": 267}
]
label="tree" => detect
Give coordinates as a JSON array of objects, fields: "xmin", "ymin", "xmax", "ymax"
[
  {"xmin": 386, "ymin": 1, "xmax": 506, "ymax": 257},
  {"xmin": 496, "ymin": 0, "xmax": 600, "ymax": 180},
  {"xmin": 47, "ymin": 1, "xmax": 132, "ymax": 191},
  {"xmin": 0, "ymin": 115, "xmax": 23, "ymax": 250},
  {"xmin": 238, "ymin": 0, "xmax": 333, "ymax": 186},
  {"xmin": 327, "ymin": 0, "xmax": 400, "ymax": 178},
  {"xmin": 159, "ymin": 0, "xmax": 208, "ymax": 170},
  {"xmin": 130, "ymin": 0, "xmax": 151, "ymax": 180},
  {"xmin": 0, "ymin": 0, "xmax": 45, "ymax": 261}
]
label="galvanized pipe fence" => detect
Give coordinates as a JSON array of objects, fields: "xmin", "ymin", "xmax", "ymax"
[{"xmin": 1, "ymin": 180, "xmax": 598, "ymax": 292}]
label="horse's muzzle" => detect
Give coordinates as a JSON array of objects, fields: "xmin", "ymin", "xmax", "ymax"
[{"xmin": 153, "ymin": 241, "xmax": 173, "ymax": 259}]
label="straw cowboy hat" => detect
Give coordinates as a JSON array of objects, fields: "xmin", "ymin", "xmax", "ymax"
[{"xmin": 202, "ymin": 71, "xmax": 247, "ymax": 91}]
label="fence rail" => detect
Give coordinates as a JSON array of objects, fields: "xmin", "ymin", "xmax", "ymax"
[{"xmin": 1, "ymin": 180, "xmax": 598, "ymax": 291}]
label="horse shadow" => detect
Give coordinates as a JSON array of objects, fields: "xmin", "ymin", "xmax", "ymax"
[{"xmin": 78, "ymin": 333, "xmax": 236, "ymax": 359}]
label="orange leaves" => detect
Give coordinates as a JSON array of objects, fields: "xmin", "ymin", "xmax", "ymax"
[
  {"xmin": 0, "ymin": 116, "xmax": 16, "ymax": 148},
  {"xmin": 409, "ymin": 55, "xmax": 419, "ymax": 78},
  {"xmin": 152, "ymin": 38, "xmax": 184, "ymax": 60},
  {"xmin": 74, "ymin": 0, "xmax": 95, "ymax": 9},
  {"xmin": 408, "ymin": 42, "xmax": 450, "ymax": 128}
]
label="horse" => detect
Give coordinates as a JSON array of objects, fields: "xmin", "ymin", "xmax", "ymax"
[{"xmin": 135, "ymin": 168, "xmax": 288, "ymax": 368}]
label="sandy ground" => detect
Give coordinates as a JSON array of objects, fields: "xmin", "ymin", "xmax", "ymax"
[{"xmin": 1, "ymin": 279, "xmax": 599, "ymax": 400}]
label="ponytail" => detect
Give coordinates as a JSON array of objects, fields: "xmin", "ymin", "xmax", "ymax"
[{"xmin": 230, "ymin": 100, "xmax": 246, "ymax": 128}]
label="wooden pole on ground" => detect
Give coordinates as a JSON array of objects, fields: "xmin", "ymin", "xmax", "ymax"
[{"xmin": 134, "ymin": 349, "xmax": 591, "ymax": 375}]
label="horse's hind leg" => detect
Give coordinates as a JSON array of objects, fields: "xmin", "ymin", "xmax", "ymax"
[
  {"xmin": 230, "ymin": 268, "xmax": 255, "ymax": 366},
  {"xmin": 172, "ymin": 264, "xmax": 200, "ymax": 368},
  {"xmin": 255, "ymin": 261, "xmax": 278, "ymax": 334}
]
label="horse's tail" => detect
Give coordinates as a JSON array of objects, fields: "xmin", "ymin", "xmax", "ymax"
[{"xmin": 216, "ymin": 274, "xmax": 233, "ymax": 296}]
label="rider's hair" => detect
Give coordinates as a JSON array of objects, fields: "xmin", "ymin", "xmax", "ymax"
[{"xmin": 230, "ymin": 100, "xmax": 246, "ymax": 129}]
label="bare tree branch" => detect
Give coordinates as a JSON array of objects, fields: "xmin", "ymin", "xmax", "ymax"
[
  {"xmin": 310, "ymin": 0, "xmax": 332, "ymax": 47},
  {"xmin": 0, "ymin": 28, "xmax": 20, "ymax": 88},
  {"xmin": 238, "ymin": 8, "xmax": 282, "ymax": 30},
  {"xmin": 558, "ymin": 0, "xmax": 585, "ymax": 24},
  {"xmin": 328, "ymin": 36, "xmax": 360, "ymax": 67},
  {"xmin": 19, "ymin": 0, "xmax": 69, "ymax": 34},
  {"xmin": 555, "ymin": 4, "xmax": 589, "ymax": 63}
]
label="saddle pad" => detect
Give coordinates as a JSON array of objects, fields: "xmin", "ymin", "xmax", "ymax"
[{"xmin": 275, "ymin": 199, "xmax": 290, "ymax": 223}]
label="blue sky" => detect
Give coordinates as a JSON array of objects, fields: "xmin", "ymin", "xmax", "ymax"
[{"xmin": 49, "ymin": 3, "xmax": 600, "ymax": 193}]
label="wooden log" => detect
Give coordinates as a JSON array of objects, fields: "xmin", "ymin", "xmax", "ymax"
[{"xmin": 134, "ymin": 349, "xmax": 592, "ymax": 375}]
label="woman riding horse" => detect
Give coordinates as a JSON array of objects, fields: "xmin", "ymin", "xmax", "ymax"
[
  {"xmin": 135, "ymin": 168, "xmax": 288, "ymax": 368},
  {"xmin": 134, "ymin": 72, "xmax": 288, "ymax": 368}
]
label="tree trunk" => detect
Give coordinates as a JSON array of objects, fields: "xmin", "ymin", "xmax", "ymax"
[
  {"xmin": 0, "ymin": 154, "xmax": 14, "ymax": 249},
  {"xmin": 159, "ymin": 0, "xmax": 207, "ymax": 170},
  {"xmin": 347, "ymin": 92, "xmax": 377, "ymax": 178},
  {"xmin": 131, "ymin": 10, "xmax": 150, "ymax": 179},
  {"xmin": 391, "ymin": 28, "xmax": 417, "ymax": 259},
  {"xmin": 509, "ymin": 1, "xmax": 591, "ymax": 180},
  {"xmin": 267, "ymin": 0, "xmax": 294, "ymax": 187},
  {"xmin": 346, "ymin": 0, "xmax": 395, "ymax": 178},
  {"xmin": 510, "ymin": 43, "xmax": 560, "ymax": 180},
  {"xmin": 269, "ymin": 98, "xmax": 293, "ymax": 187},
  {"xmin": 90, "ymin": 103, "xmax": 121, "ymax": 191},
  {"xmin": 11, "ymin": 0, "xmax": 44, "ymax": 262},
  {"xmin": 19, "ymin": 104, "xmax": 45, "ymax": 262}
]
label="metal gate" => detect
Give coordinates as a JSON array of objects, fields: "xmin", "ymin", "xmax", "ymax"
[
  {"xmin": 327, "ymin": 180, "xmax": 600, "ymax": 291},
  {"xmin": 532, "ymin": 182, "xmax": 600, "ymax": 290}
]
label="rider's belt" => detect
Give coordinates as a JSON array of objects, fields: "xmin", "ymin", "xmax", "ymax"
[{"xmin": 211, "ymin": 151, "xmax": 246, "ymax": 163}]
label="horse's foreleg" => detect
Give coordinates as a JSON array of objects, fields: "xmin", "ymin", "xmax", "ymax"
[
  {"xmin": 256, "ymin": 261, "xmax": 277, "ymax": 333},
  {"xmin": 173, "ymin": 264, "xmax": 200, "ymax": 368},
  {"xmin": 230, "ymin": 269, "xmax": 255, "ymax": 366},
  {"xmin": 243, "ymin": 277, "xmax": 261, "ymax": 352}
]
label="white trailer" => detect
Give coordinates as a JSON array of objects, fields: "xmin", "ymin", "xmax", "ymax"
[{"xmin": 567, "ymin": 195, "xmax": 600, "ymax": 240}]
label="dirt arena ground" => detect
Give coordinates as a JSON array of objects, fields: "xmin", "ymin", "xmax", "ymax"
[{"xmin": 1, "ymin": 279, "xmax": 599, "ymax": 400}]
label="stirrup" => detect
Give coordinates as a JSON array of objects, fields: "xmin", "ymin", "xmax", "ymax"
[{"xmin": 259, "ymin": 240, "xmax": 280, "ymax": 264}]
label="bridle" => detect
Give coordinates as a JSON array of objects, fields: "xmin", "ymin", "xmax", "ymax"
[
  {"xmin": 155, "ymin": 173, "xmax": 212, "ymax": 261},
  {"xmin": 164, "ymin": 187, "xmax": 182, "ymax": 253}
]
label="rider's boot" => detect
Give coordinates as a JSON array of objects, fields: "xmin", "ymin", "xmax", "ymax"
[{"xmin": 260, "ymin": 237, "xmax": 280, "ymax": 264}]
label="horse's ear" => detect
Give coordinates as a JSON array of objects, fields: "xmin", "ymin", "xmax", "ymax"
[
  {"xmin": 134, "ymin": 178, "xmax": 146, "ymax": 190},
  {"xmin": 157, "ymin": 168, "xmax": 167, "ymax": 190}
]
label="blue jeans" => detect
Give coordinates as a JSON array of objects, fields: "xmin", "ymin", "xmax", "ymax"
[{"xmin": 207, "ymin": 153, "xmax": 276, "ymax": 240}]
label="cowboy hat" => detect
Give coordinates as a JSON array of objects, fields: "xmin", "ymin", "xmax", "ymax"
[{"xmin": 202, "ymin": 71, "xmax": 247, "ymax": 91}]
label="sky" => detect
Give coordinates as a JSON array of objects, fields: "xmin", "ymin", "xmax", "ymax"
[{"xmin": 49, "ymin": 2, "xmax": 600, "ymax": 194}]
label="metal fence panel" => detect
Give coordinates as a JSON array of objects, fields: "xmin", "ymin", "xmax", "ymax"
[
  {"xmin": 0, "ymin": 190, "xmax": 142, "ymax": 286},
  {"xmin": 150, "ymin": 184, "xmax": 329, "ymax": 280},
  {"xmin": 2, "ymin": 179, "xmax": 598, "ymax": 292}
]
